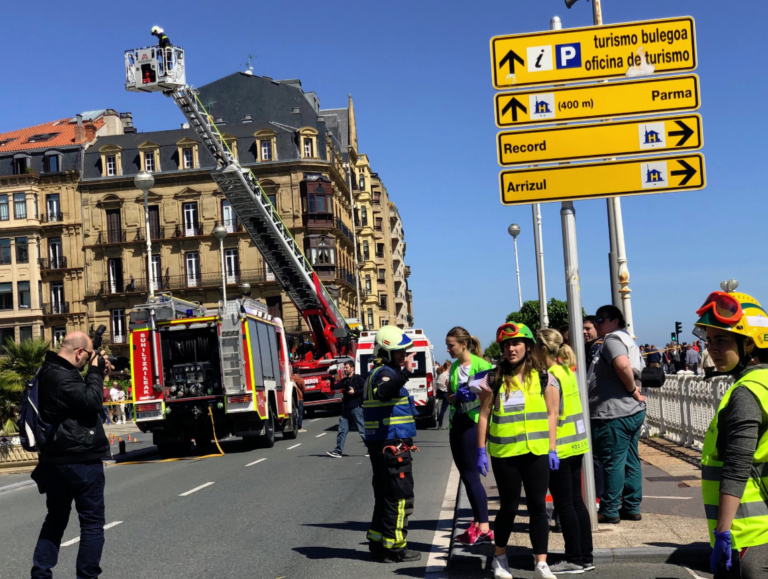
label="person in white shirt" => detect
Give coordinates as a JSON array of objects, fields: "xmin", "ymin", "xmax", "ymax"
[{"xmin": 110, "ymin": 382, "xmax": 126, "ymax": 424}]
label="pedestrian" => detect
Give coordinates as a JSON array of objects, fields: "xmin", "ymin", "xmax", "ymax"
[
  {"xmin": 108, "ymin": 382, "xmax": 119, "ymax": 424},
  {"xmin": 701, "ymin": 345, "xmax": 717, "ymax": 378},
  {"xmin": 695, "ymin": 289, "xmax": 768, "ymax": 578},
  {"xmin": 559, "ymin": 326, "xmax": 571, "ymax": 347},
  {"xmin": 125, "ymin": 385, "xmax": 133, "ymax": 421},
  {"xmin": 30, "ymin": 332, "xmax": 112, "ymax": 579},
  {"xmin": 583, "ymin": 316, "xmax": 600, "ymax": 360},
  {"xmin": 648, "ymin": 345, "xmax": 662, "ymax": 368},
  {"xmin": 111, "ymin": 382, "xmax": 126, "ymax": 425},
  {"xmin": 533, "ymin": 329, "xmax": 594, "ymax": 574},
  {"xmin": 589, "ymin": 305, "xmax": 647, "ymax": 524},
  {"xmin": 363, "ymin": 326, "xmax": 421, "ymax": 563},
  {"xmin": 686, "ymin": 344, "xmax": 701, "ymax": 375},
  {"xmin": 435, "ymin": 362, "xmax": 450, "ymax": 429},
  {"xmin": 671, "ymin": 344, "xmax": 682, "ymax": 373},
  {"xmin": 327, "ymin": 360, "xmax": 365, "ymax": 458},
  {"xmin": 291, "ymin": 368, "xmax": 306, "ymax": 433},
  {"xmin": 445, "ymin": 327, "xmax": 493, "ymax": 545},
  {"xmin": 475, "ymin": 322, "xmax": 559, "ymax": 579},
  {"xmin": 101, "ymin": 385, "xmax": 112, "ymax": 425}
]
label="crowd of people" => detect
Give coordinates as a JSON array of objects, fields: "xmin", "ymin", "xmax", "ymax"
[
  {"xmin": 639, "ymin": 342, "xmax": 716, "ymax": 376},
  {"xmin": 101, "ymin": 381, "xmax": 131, "ymax": 425}
]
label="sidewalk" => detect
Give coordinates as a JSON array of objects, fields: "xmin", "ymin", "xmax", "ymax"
[{"xmin": 450, "ymin": 437, "xmax": 709, "ymax": 570}]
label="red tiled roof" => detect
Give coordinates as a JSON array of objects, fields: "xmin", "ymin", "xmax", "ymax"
[{"xmin": 0, "ymin": 117, "xmax": 105, "ymax": 153}]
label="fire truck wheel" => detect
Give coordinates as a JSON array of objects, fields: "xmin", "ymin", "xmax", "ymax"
[
  {"xmin": 260, "ymin": 405, "xmax": 276, "ymax": 448},
  {"xmin": 283, "ymin": 402, "xmax": 299, "ymax": 440},
  {"xmin": 242, "ymin": 435, "xmax": 259, "ymax": 450}
]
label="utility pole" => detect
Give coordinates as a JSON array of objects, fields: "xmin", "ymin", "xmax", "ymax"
[
  {"xmin": 344, "ymin": 162, "xmax": 362, "ymax": 321},
  {"xmin": 508, "ymin": 224, "xmax": 523, "ymax": 309},
  {"xmin": 532, "ymin": 204, "xmax": 549, "ymax": 328}
]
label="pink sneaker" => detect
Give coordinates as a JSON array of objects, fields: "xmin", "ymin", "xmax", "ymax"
[
  {"xmin": 474, "ymin": 530, "xmax": 494, "ymax": 545},
  {"xmin": 456, "ymin": 524, "xmax": 480, "ymax": 545}
]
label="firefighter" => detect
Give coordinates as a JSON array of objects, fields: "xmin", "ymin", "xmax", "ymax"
[
  {"xmin": 151, "ymin": 26, "xmax": 171, "ymax": 48},
  {"xmin": 363, "ymin": 326, "xmax": 421, "ymax": 563},
  {"xmin": 695, "ymin": 290, "xmax": 768, "ymax": 578}
]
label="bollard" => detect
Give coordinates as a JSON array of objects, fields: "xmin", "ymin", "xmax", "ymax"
[{"xmin": 119, "ymin": 440, "xmax": 126, "ymax": 455}]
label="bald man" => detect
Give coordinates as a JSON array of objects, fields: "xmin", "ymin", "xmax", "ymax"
[{"xmin": 31, "ymin": 331, "xmax": 112, "ymax": 579}]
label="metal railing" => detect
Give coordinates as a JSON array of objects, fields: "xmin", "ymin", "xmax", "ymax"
[
  {"xmin": 42, "ymin": 301, "xmax": 70, "ymax": 315},
  {"xmin": 88, "ymin": 269, "xmax": 269, "ymax": 297},
  {"xmin": 90, "ymin": 221, "xmax": 237, "ymax": 246},
  {"xmin": 39, "ymin": 256, "xmax": 67, "ymax": 270},
  {"xmin": 334, "ymin": 218, "xmax": 354, "ymax": 244},
  {"xmin": 41, "ymin": 213, "xmax": 64, "ymax": 223},
  {"xmin": 644, "ymin": 372, "xmax": 734, "ymax": 450}
]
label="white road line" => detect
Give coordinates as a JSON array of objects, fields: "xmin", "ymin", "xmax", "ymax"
[
  {"xmin": 62, "ymin": 521, "xmax": 123, "ymax": 547},
  {"xmin": 424, "ymin": 462, "xmax": 460, "ymax": 578},
  {"xmin": 308, "ymin": 418, "xmax": 320, "ymax": 422},
  {"xmin": 179, "ymin": 482, "xmax": 215, "ymax": 496},
  {"xmin": 245, "ymin": 458, "xmax": 267, "ymax": 467},
  {"xmin": 644, "ymin": 495, "xmax": 693, "ymax": 500},
  {"xmin": 315, "ymin": 433, "xmax": 327, "ymax": 438},
  {"xmin": 683, "ymin": 566, "xmax": 707, "ymax": 579},
  {"xmin": 287, "ymin": 443, "xmax": 301, "ymax": 450}
]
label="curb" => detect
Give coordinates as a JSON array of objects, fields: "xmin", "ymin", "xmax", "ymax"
[{"xmin": 448, "ymin": 482, "xmax": 711, "ymax": 570}]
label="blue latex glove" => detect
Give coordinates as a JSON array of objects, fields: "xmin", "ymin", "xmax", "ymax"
[
  {"xmin": 455, "ymin": 386, "xmax": 477, "ymax": 403},
  {"xmin": 477, "ymin": 447, "xmax": 489, "ymax": 477},
  {"xmin": 710, "ymin": 530, "xmax": 732, "ymax": 573},
  {"xmin": 548, "ymin": 450, "xmax": 560, "ymax": 471}
]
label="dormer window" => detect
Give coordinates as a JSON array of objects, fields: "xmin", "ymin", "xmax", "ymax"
[
  {"xmin": 13, "ymin": 154, "xmax": 31, "ymax": 175},
  {"xmin": 176, "ymin": 137, "xmax": 199, "ymax": 170},
  {"xmin": 99, "ymin": 144, "xmax": 123, "ymax": 177},
  {"xmin": 28, "ymin": 132, "xmax": 60, "ymax": 143},
  {"xmin": 303, "ymin": 139, "xmax": 313, "ymax": 158},
  {"xmin": 0, "ymin": 138, "xmax": 17, "ymax": 147},
  {"xmin": 145, "ymin": 151, "xmax": 156, "ymax": 172},
  {"xmin": 298, "ymin": 127, "xmax": 318, "ymax": 160},
  {"xmin": 183, "ymin": 148, "xmax": 193, "ymax": 168},
  {"xmin": 106, "ymin": 155, "xmax": 116, "ymax": 176},
  {"xmin": 44, "ymin": 150, "xmax": 63, "ymax": 173},
  {"xmin": 254, "ymin": 129, "xmax": 277, "ymax": 163},
  {"xmin": 261, "ymin": 140, "xmax": 272, "ymax": 160},
  {"xmin": 138, "ymin": 141, "xmax": 161, "ymax": 173}
]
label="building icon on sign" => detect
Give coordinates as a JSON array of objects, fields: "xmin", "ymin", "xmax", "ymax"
[
  {"xmin": 646, "ymin": 168, "xmax": 664, "ymax": 183},
  {"xmin": 643, "ymin": 127, "xmax": 662, "ymax": 144},
  {"xmin": 534, "ymin": 98, "xmax": 552, "ymax": 114}
]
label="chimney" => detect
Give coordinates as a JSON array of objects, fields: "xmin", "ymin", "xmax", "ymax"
[
  {"xmin": 242, "ymin": 114, "xmax": 253, "ymax": 124},
  {"xmin": 215, "ymin": 117, "xmax": 227, "ymax": 125},
  {"xmin": 120, "ymin": 112, "xmax": 137, "ymax": 134},
  {"xmin": 84, "ymin": 122, "xmax": 97, "ymax": 142},
  {"xmin": 74, "ymin": 114, "xmax": 85, "ymax": 142}
]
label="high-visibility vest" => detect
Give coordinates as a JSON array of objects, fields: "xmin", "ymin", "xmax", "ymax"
[
  {"xmin": 701, "ymin": 368, "xmax": 768, "ymax": 549},
  {"xmin": 363, "ymin": 365, "xmax": 417, "ymax": 441},
  {"xmin": 549, "ymin": 364, "xmax": 590, "ymax": 459},
  {"xmin": 487, "ymin": 370, "xmax": 549, "ymax": 458},
  {"xmin": 449, "ymin": 354, "xmax": 493, "ymax": 426}
]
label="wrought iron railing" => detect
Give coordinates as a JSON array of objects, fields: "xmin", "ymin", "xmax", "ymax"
[
  {"xmin": 88, "ymin": 269, "xmax": 269, "ymax": 297},
  {"xmin": 41, "ymin": 213, "xmax": 64, "ymax": 223},
  {"xmin": 39, "ymin": 256, "xmax": 67, "ymax": 270},
  {"xmin": 42, "ymin": 301, "xmax": 69, "ymax": 315}
]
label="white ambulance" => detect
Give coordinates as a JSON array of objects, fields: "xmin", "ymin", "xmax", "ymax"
[{"xmin": 355, "ymin": 328, "xmax": 438, "ymax": 428}]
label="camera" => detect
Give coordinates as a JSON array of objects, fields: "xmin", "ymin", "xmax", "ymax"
[{"xmin": 92, "ymin": 325, "xmax": 130, "ymax": 372}]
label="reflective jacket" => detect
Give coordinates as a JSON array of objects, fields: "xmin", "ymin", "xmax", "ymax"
[
  {"xmin": 488, "ymin": 370, "xmax": 549, "ymax": 458},
  {"xmin": 701, "ymin": 368, "xmax": 768, "ymax": 549},
  {"xmin": 549, "ymin": 364, "xmax": 589, "ymax": 459},
  {"xmin": 363, "ymin": 364, "xmax": 417, "ymax": 441},
  {"xmin": 449, "ymin": 354, "xmax": 493, "ymax": 426}
]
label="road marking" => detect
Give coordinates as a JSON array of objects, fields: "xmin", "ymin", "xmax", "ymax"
[
  {"xmin": 179, "ymin": 482, "xmax": 214, "ymax": 496},
  {"xmin": 287, "ymin": 443, "xmax": 301, "ymax": 450},
  {"xmin": 245, "ymin": 458, "xmax": 267, "ymax": 467},
  {"xmin": 62, "ymin": 521, "xmax": 123, "ymax": 547},
  {"xmin": 424, "ymin": 462, "xmax": 460, "ymax": 578},
  {"xmin": 644, "ymin": 495, "xmax": 693, "ymax": 500},
  {"xmin": 315, "ymin": 433, "xmax": 327, "ymax": 438},
  {"xmin": 683, "ymin": 566, "xmax": 707, "ymax": 579},
  {"xmin": 308, "ymin": 418, "xmax": 320, "ymax": 423},
  {"xmin": 0, "ymin": 480, "xmax": 36, "ymax": 495}
]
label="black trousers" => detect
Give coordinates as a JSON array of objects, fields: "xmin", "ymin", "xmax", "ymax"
[
  {"xmin": 491, "ymin": 452, "xmax": 550, "ymax": 554},
  {"xmin": 549, "ymin": 454, "xmax": 594, "ymax": 565},
  {"xmin": 366, "ymin": 438, "xmax": 415, "ymax": 553}
]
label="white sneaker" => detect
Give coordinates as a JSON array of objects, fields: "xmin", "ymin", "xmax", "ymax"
[
  {"xmin": 534, "ymin": 561, "xmax": 556, "ymax": 579},
  {"xmin": 492, "ymin": 554, "xmax": 513, "ymax": 579}
]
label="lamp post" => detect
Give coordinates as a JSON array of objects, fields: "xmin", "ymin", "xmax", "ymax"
[
  {"xmin": 508, "ymin": 223, "xmax": 523, "ymax": 309},
  {"xmin": 134, "ymin": 171, "xmax": 156, "ymax": 297},
  {"xmin": 213, "ymin": 224, "xmax": 228, "ymax": 304}
]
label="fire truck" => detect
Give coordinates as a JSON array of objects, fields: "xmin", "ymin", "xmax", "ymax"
[{"xmin": 124, "ymin": 39, "xmax": 356, "ymax": 455}]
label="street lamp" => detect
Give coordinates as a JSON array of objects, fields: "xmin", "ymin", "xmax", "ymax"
[
  {"xmin": 508, "ymin": 224, "xmax": 523, "ymax": 309},
  {"xmin": 213, "ymin": 224, "xmax": 228, "ymax": 303},
  {"xmin": 134, "ymin": 171, "xmax": 156, "ymax": 297}
]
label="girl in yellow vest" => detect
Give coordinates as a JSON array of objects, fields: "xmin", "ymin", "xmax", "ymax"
[
  {"xmin": 694, "ymin": 290, "xmax": 768, "ymax": 578},
  {"xmin": 445, "ymin": 327, "xmax": 494, "ymax": 545},
  {"xmin": 475, "ymin": 323, "xmax": 559, "ymax": 579},
  {"xmin": 533, "ymin": 329, "xmax": 594, "ymax": 574}
]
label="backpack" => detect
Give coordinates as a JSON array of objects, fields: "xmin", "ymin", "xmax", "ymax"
[{"xmin": 18, "ymin": 370, "xmax": 55, "ymax": 453}]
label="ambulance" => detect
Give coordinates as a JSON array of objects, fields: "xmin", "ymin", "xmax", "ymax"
[{"xmin": 355, "ymin": 328, "xmax": 437, "ymax": 428}]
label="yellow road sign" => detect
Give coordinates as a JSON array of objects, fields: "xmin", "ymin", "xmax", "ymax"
[
  {"xmin": 491, "ymin": 17, "xmax": 696, "ymax": 89},
  {"xmin": 497, "ymin": 114, "xmax": 702, "ymax": 166},
  {"xmin": 499, "ymin": 154, "xmax": 705, "ymax": 205},
  {"xmin": 495, "ymin": 75, "xmax": 700, "ymax": 128}
]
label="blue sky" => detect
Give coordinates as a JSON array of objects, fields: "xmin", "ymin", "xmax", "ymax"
[{"xmin": 3, "ymin": 0, "xmax": 765, "ymax": 359}]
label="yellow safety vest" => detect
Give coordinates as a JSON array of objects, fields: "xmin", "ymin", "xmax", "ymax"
[
  {"xmin": 701, "ymin": 368, "xmax": 768, "ymax": 549},
  {"xmin": 449, "ymin": 354, "xmax": 493, "ymax": 426},
  {"xmin": 549, "ymin": 364, "xmax": 590, "ymax": 459},
  {"xmin": 488, "ymin": 370, "xmax": 549, "ymax": 458}
]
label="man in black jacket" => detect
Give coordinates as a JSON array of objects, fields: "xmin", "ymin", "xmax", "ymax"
[
  {"xmin": 327, "ymin": 360, "xmax": 365, "ymax": 458},
  {"xmin": 31, "ymin": 331, "xmax": 112, "ymax": 579}
]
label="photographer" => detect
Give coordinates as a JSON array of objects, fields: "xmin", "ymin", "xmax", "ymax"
[{"xmin": 30, "ymin": 331, "xmax": 112, "ymax": 579}]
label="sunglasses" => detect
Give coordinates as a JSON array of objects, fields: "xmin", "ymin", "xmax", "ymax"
[{"xmin": 696, "ymin": 291, "xmax": 742, "ymax": 325}]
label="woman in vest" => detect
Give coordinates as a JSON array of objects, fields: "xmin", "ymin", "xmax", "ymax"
[
  {"xmin": 475, "ymin": 323, "xmax": 559, "ymax": 579},
  {"xmin": 533, "ymin": 329, "xmax": 594, "ymax": 574},
  {"xmin": 446, "ymin": 327, "xmax": 494, "ymax": 545},
  {"xmin": 695, "ymin": 290, "xmax": 768, "ymax": 578}
]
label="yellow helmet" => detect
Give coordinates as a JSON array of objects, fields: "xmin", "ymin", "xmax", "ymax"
[
  {"xmin": 694, "ymin": 291, "xmax": 768, "ymax": 349},
  {"xmin": 373, "ymin": 326, "xmax": 413, "ymax": 360}
]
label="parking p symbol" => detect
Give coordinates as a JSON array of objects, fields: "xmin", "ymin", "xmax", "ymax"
[{"xmin": 556, "ymin": 43, "xmax": 582, "ymax": 69}]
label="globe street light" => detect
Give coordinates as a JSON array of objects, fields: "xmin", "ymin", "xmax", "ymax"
[
  {"xmin": 213, "ymin": 224, "xmax": 228, "ymax": 304},
  {"xmin": 134, "ymin": 171, "xmax": 156, "ymax": 297},
  {"xmin": 508, "ymin": 224, "xmax": 523, "ymax": 309}
]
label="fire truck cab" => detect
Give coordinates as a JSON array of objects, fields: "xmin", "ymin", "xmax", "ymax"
[
  {"xmin": 130, "ymin": 294, "xmax": 299, "ymax": 457},
  {"xmin": 355, "ymin": 328, "xmax": 437, "ymax": 429}
]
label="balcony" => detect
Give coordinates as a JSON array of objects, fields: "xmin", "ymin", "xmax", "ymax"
[
  {"xmin": 101, "ymin": 332, "xmax": 127, "ymax": 345},
  {"xmin": 42, "ymin": 302, "xmax": 70, "ymax": 315},
  {"xmin": 87, "ymin": 268, "xmax": 270, "ymax": 297},
  {"xmin": 334, "ymin": 218, "xmax": 355, "ymax": 245},
  {"xmin": 86, "ymin": 221, "xmax": 242, "ymax": 247},
  {"xmin": 41, "ymin": 213, "xmax": 64, "ymax": 224},
  {"xmin": 336, "ymin": 267, "xmax": 356, "ymax": 288},
  {"xmin": 39, "ymin": 256, "xmax": 67, "ymax": 270}
]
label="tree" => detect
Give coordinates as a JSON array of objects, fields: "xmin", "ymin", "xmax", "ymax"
[
  {"xmin": 0, "ymin": 337, "xmax": 49, "ymax": 434},
  {"xmin": 506, "ymin": 298, "xmax": 586, "ymax": 334},
  {"xmin": 484, "ymin": 342, "xmax": 500, "ymax": 359}
]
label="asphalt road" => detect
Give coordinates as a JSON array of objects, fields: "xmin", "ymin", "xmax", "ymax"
[{"xmin": 0, "ymin": 414, "xmax": 715, "ymax": 579}]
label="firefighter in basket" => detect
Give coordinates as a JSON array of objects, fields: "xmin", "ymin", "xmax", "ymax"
[
  {"xmin": 363, "ymin": 326, "xmax": 422, "ymax": 563},
  {"xmin": 151, "ymin": 26, "xmax": 171, "ymax": 48},
  {"xmin": 696, "ymin": 288, "xmax": 768, "ymax": 578}
]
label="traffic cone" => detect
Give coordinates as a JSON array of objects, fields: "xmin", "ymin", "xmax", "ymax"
[
  {"xmin": 127, "ymin": 435, "xmax": 131, "ymax": 441},
  {"xmin": 118, "ymin": 437, "xmax": 122, "ymax": 442}
]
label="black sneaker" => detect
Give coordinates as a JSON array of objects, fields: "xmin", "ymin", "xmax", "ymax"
[
  {"xmin": 326, "ymin": 450, "xmax": 342, "ymax": 458},
  {"xmin": 383, "ymin": 549, "xmax": 422, "ymax": 563},
  {"xmin": 619, "ymin": 510, "xmax": 642, "ymax": 521},
  {"xmin": 597, "ymin": 513, "xmax": 620, "ymax": 524}
]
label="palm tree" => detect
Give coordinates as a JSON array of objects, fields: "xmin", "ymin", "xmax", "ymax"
[
  {"xmin": 0, "ymin": 370, "xmax": 23, "ymax": 434},
  {"xmin": 0, "ymin": 337, "xmax": 49, "ymax": 434}
]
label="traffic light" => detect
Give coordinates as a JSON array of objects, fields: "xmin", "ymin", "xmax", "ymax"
[
  {"xmin": 675, "ymin": 321, "xmax": 683, "ymax": 335},
  {"xmin": 671, "ymin": 332, "xmax": 676, "ymax": 342},
  {"xmin": 565, "ymin": 0, "xmax": 582, "ymax": 7}
]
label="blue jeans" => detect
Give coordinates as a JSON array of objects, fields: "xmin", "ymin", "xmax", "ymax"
[
  {"xmin": 298, "ymin": 401, "xmax": 304, "ymax": 429},
  {"xmin": 437, "ymin": 390, "xmax": 449, "ymax": 428},
  {"xmin": 334, "ymin": 406, "xmax": 365, "ymax": 454},
  {"xmin": 31, "ymin": 461, "xmax": 106, "ymax": 579},
  {"xmin": 101, "ymin": 407, "xmax": 112, "ymax": 425}
]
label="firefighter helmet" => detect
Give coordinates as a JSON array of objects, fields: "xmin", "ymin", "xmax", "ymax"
[
  {"xmin": 373, "ymin": 326, "xmax": 413, "ymax": 360},
  {"xmin": 695, "ymin": 291, "xmax": 768, "ymax": 349},
  {"xmin": 151, "ymin": 26, "xmax": 164, "ymax": 35},
  {"xmin": 496, "ymin": 322, "xmax": 536, "ymax": 344}
]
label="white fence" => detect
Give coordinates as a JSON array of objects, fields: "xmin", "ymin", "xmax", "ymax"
[{"xmin": 644, "ymin": 372, "xmax": 733, "ymax": 450}]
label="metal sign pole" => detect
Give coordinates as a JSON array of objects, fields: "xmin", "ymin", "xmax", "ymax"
[{"xmin": 532, "ymin": 204, "xmax": 549, "ymax": 328}]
